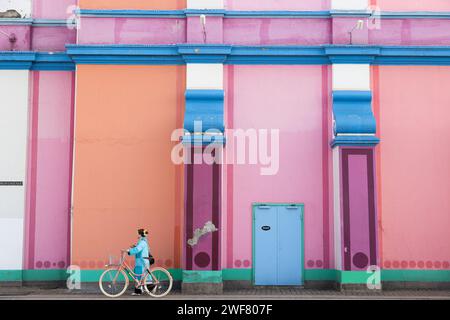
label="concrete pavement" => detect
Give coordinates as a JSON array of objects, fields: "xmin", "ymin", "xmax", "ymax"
[{"xmin": 1, "ymin": 287, "xmax": 450, "ymax": 300}]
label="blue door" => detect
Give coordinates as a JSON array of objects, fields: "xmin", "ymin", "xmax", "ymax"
[
  {"xmin": 254, "ymin": 205, "xmax": 278, "ymax": 285},
  {"xmin": 254, "ymin": 204, "xmax": 303, "ymax": 286}
]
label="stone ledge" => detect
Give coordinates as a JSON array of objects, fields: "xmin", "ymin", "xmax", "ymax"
[{"xmin": 182, "ymin": 282, "xmax": 223, "ymax": 295}]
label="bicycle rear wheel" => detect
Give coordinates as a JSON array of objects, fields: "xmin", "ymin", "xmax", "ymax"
[
  {"xmin": 99, "ymin": 267, "xmax": 129, "ymax": 298},
  {"xmin": 143, "ymin": 267, "xmax": 173, "ymax": 298}
]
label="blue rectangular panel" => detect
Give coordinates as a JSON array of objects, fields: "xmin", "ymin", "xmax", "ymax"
[
  {"xmin": 254, "ymin": 205, "xmax": 278, "ymax": 285},
  {"xmin": 277, "ymin": 206, "xmax": 303, "ymax": 285}
]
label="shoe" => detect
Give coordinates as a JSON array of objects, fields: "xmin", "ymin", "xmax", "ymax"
[{"xmin": 132, "ymin": 288, "xmax": 143, "ymax": 295}]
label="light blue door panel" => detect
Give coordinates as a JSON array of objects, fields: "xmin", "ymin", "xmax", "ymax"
[
  {"xmin": 254, "ymin": 204, "xmax": 303, "ymax": 286},
  {"xmin": 277, "ymin": 206, "xmax": 303, "ymax": 285},
  {"xmin": 254, "ymin": 205, "xmax": 278, "ymax": 285}
]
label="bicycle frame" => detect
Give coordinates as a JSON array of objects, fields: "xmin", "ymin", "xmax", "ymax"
[{"xmin": 109, "ymin": 251, "xmax": 155, "ymax": 287}]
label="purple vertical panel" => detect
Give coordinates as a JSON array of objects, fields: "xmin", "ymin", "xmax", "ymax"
[
  {"xmin": 192, "ymin": 153, "xmax": 213, "ymax": 271},
  {"xmin": 185, "ymin": 148, "xmax": 194, "ymax": 270},
  {"xmin": 184, "ymin": 147, "xmax": 222, "ymax": 271},
  {"xmin": 342, "ymin": 148, "xmax": 377, "ymax": 271},
  {"xmin": 348, "ymin": 154, "xmax": 370, "ymax": 271},
  {"xmin": 212, "ymin": 159, "xmax": 221, "ymax": 271}
]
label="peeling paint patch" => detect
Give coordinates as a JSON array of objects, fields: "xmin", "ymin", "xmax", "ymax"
[{"xmin": 0, "ymin": 0, "xmax": 32, "ymax": 18}]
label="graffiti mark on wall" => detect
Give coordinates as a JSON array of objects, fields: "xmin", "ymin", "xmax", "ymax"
[{"xmin": 187, "ymin": 221, "xmax": 218, "ymax": 247}]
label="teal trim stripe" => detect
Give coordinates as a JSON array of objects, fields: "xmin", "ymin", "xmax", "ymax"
[
  {"xmin": 339, "ymin": 271, "xmax": 375, "ymax": 284},
  {"xmin": 23, "ymin": 270, "xmax": 68, "ymax": 281},
  {"xmin": 183, "ymin": 270, "xmax": 222, "ymax": 283},
  {"xmin": 305, "ymin": 269, "xmax": 338, "ymax": 281},
  {"xmin": 223, "ymin": 269, "xmax": 252, "ymax": 281},
  {"xmin": 0, "ymin": 269, "xmax": 182, "ymax": 282},
  {"xmin": 0, "ymin": 270, "xmax": 22, "ymax": 282},
  {"xmin": 79, "ymin": 269, "xmax": 182, "ymax": 282},
  {"xmin": 2, "ymin": 269, "xmax": 450, "ymax": 283},
  {"xmin": 382, "ymin": 270, "xmax": 450, "ymax": 282},
  {"xmin": 0, "ymin": 270, "xmax": 68, "ymax": 282}
]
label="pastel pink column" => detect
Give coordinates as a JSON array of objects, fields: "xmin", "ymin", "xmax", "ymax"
[{"xmin": 24, "ymin": 71, "xmax": 75, "ymax": 271}]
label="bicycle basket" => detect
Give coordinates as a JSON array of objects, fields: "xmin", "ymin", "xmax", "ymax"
[{"xmin": 107, "ymin": 254, "xmax": 123, "ymax": 266}]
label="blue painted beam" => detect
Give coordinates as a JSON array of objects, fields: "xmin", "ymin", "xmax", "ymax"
[
  {"xmin": 65, "ymin": 44, "xmax": 450, "ymax": 66},
  {"xmin": 3, "ymin": 45, "xmax": 450, "ymax": 69},
  {"xmin": 32, "ymin": 52, "xmax": 75, "ymax": 71},
  {"xmin": 331, "ymin": 136, "xmax": 380, "ymax": 147},
  {"xmin": 0, "ymin": 51, "xmax": 35, "ymax": 70},
  {"xmin": 76, "ymin": 9, "xmax": 186, "ymax": 18},
  {"xmin": 76, "ymin": 9, "xmax": 450, "ymax": 20},
  {"xmin": 0, "ymin": 51, "xmax": 75, "ymax": 71}
]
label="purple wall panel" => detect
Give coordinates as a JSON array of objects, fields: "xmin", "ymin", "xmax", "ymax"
[
  {"xmin": 192, "ymin": 159, "xmax": 213, "ymax": 271},
  {"xmin": 342, "ymin": 148, "xmax": 377, "ymax": 271},
  {"xmin": 348, "ymin": 155, "xmax": 370, "ymax": 270},
  {"xmin": 185, "ymin": 148, "xmax": 221, "ymax": 271}
]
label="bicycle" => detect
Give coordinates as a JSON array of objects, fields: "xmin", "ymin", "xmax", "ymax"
[{"xmin": 99, "ymin": 250, "xmax": 173, "ymax": 298}]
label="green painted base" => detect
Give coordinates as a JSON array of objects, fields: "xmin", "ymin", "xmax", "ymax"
[
  {"xmin": 182, "ymin": 270, "xmax": 222, "ymax": 283},
  {"xmin": 1, "ymin": 269, "xmax": 450, "ymax": 284}
]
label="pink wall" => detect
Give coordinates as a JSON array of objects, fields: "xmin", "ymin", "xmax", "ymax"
[
  {"xmin": 33, "ymin": 0, "xmax": 77, "ymax": 19},
  {"xmin": 377, "ymin": 66, "xmax": 450, "ymax": 270},
  {"xmin": 374, "ymin": 0, "xmax": 450, "ymax": 12},
  {"xmin": 369, "ymin": 19, "xmax": 450, "ymax": 45},
  {"xmin": 32, "ymin": 27, "xmax": 77, "ymax": 51},
  {"xmin": 24, "ymin": 71, "xmax": 74, "ymax": 270},
  {"xmin": 0, "ymin": 26, "xmax": 30, "ymax": 51},
  {"xmin": 78, "ymin": 18, "xmax": 186, "ymax": 44},
  {"xmin": 76, "ymin": 16, "xmax": 450, "ymax": 46},
  {"xmin": 226, "ymin": 0, "xmax": 330, "ymax": 11},
  {"xmin": 225, "ymin": 65, "xmax": 329, "ymax": 269},
  {"xmin": 187, "ymin": 16, "xmax": 223, "ymax": 44},
  {"xmin": 224, "ymin": 18, "xmax": 331, "ymax": 45},
  {"xmin": 332, "ymin": 17, "xmax": 450, "ymax": 46}
]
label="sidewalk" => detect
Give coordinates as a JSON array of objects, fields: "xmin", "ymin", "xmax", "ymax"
[{"xmin": 1, "ymin": 286, "xmax": 450, "ymax": 300}]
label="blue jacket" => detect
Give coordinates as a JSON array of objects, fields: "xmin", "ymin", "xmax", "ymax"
[{"xmin": 128, "ymin": 237, "xmax": 150, "ymax": 275}]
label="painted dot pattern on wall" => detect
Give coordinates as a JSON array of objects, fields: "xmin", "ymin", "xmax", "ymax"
[
  {"xmin": 64, "ymin": 259, "xmax": 174, "ymax": 269},
  {"xmin": 233, "ymin": 259, "xmax": 252, "ymax": 268},
  {"xmin": 383, "ymin": 260, "xmax": 450, "ymax": 269},
  {"xmin": 306, "ymin": 259, "xmax": 325, "ymax": 268}
]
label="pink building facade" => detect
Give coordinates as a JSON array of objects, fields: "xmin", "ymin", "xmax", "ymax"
[{"xmin": 0, "ymin": 0, "xmax": 449, "ymax": 291}]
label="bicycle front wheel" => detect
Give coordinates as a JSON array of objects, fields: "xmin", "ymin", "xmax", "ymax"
[
  {"xmin": 99, "ymin": 267, "xmax": 129, "ymax": 298},
  {"xmin": 143, "ymin": 267, "xmax": 173, "ymax": 298}
]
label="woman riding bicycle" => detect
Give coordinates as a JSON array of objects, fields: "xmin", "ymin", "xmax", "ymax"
[{"xmin": 127, "ymin": 228, "xmax": 151, "ymax": 295}]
